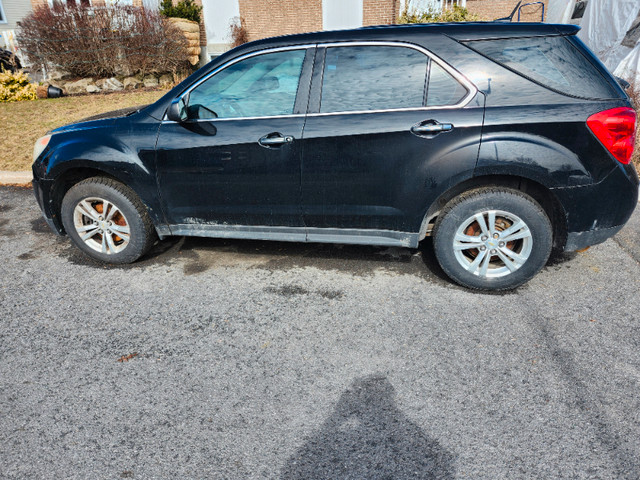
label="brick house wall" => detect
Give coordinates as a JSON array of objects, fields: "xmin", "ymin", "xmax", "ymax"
[
  {"xmin": 363, "ymin": 0, "xmax": 398, "ymax": 26},
  {"xmin": 465, "ymin": 0, "xmax": 548, "ymax": 22},
  {"xmin": 236, "ymin": 0, "xmax": 548, "ymax": 43},
  {"xmin": 239, "ymin": 0, "xmax": 322, "ymax": 42}
]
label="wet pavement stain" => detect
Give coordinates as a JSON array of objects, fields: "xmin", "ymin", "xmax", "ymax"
[
  {"xmin": 0, "ymin": 218, "xmax": 11, "ymax": 234},
  {"xmin": 54, "ymin": 231, "xmax": 465, "ymax": 288},
  {"xmin": 317, "ymin": 289, "xmax": 344, "ymax": 299},
  {"xmin": 264, "ymin": 284, "xmax": 310, "ymax": 297},
  {"xmin": 30, "ymin": 217, "xmax": 52, "ymax": 234},
  {"xmin": 264, "ymin": 284, "xmax": 345, "ymax": 299}
]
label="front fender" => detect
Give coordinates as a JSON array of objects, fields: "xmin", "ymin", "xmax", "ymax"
[{"xmin": 42, "ymin": 119, "xmax": 165, "ymax": 228}]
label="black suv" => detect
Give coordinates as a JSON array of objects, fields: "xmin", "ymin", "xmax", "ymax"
[{"xmin": 32, "ymin": 22, "xmax": 639, "ymax": 290}]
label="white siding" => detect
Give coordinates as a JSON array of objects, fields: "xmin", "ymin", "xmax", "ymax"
[
  {"xmin": 202, "ymin": 0, "xmax": 239, "ymax": 57},
  {"xmin": 403, "ymin": 0, "xmax": 466, "ymax": 12},
  {"xmin": 0, "ymin": 0, "xmax": 32, "ymax": 30},
  {"xmin": 322, "ymin": 0, "xmax": 362, "ymax": 30}
]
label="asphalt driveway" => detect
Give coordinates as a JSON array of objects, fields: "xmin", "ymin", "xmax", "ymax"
[{"xmin": 1, "ymin": 185, "xmax": 639, "ymax": 479}]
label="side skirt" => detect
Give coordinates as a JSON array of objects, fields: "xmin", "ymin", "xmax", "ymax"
[{"xmin": 155, "ymin": 224, "xmax": 420, "ymax": 248}]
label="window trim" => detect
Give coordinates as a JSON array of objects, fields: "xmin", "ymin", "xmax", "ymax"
[
  {"xmin": 163, "ymin": 41, "xmax": 478, "ymax": 123},
  {"xmin": 165, "ymin": 45, "xmax": 316, "ymax": 122},
  {"xmin": 0, "ymin": 0, "xmax": 7, "ymax": 24},
  {"xmin": 307, "ymin": 41, "xmax": 478, "ymax": 117}
]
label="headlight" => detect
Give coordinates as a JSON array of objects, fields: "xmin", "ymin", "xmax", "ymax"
[{"xmin": 33, "ymin": 135, "xmax": 51, "ymax": 162}]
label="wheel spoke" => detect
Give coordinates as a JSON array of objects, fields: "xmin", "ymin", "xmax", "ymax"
[
  {"xmin": 499, "ymin": 220, "xmax": 525, "ymax": 240},
  {"xmin": 105, "ymin": 231, "xmax": 118, "ymax": 253},
  {"xmin": 474, "ymin": 213, "xmax": 490, "ymax": 237},
  {"xmin": 78, "ymin": 201, "xmax": 100, "ymax": 221},
  {"xmin": 106, "ymin": 203, "xmax": 119, "ymax": 222},
  {"xmin": 110, "ymin": 224, "xmax": 130, "ymax": 236},
  {"xmin": 455, "ymin": 232, "xmax": 481, "ymax": 243},
  {"xmin": 101, "ymin": 233, "xmax": 107, "ymax": 253},
  {"xmin": 454, "ymin": 232, "xmax": 483, "ymax": 251},
  {"xmin": 81, "ymin": 227, "xmax": 100, "ymax": 241},
  {"xmin": 496, "ymin": 249, "xmax": 519, "ymax": 272},
  {"xmin": 501, "ymin": 228, "xmax": 531, "ymax": 243},
  {"xmin": 479, "ymin": 249, "xmax": 492, "ymax": 276},
  {"xmin": 454, "ymin": 242, "xmax": 484, "ymax": 251},
  {"xmin": 466, "ymin": 249, "xmax": 488, "ymax": 273},
  {"xmin": 487, "ymin": 210, "xmax": 496, "ymax": 237},
  {"xmin": 499, "ymin": 246, "xmax": 528, "ymax": 265}
]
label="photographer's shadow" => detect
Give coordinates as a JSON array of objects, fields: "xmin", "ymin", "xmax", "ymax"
[{"xmin": 281, "ymin": 375, "xmax": 455, "ymax": 480}]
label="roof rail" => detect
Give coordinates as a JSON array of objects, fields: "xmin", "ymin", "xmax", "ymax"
[
  {"xmin": 517, "ymin": 2, "xmax": 545, "ymax": 22},
  {"xmin": 493, "ymin": 1, "xmax": 522, "ymax": 22}
]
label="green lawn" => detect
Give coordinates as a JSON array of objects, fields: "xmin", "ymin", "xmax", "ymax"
[{"xmin": 0, "ymin": 89, "xmax": 166, "ymax": 171}]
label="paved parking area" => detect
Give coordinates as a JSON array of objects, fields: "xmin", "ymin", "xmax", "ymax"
[{"xmin": 1, "ymin": 185, "xmax": 640, "ymax": 479}]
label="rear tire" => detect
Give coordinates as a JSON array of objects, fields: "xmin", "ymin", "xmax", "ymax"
[
  {"xmin": 61, "ymin": 177, "xmax": 156, "ymax": 264},
  {"xmin": 433, "ymin": 187, "xmax": 552, "ymax": 290}
]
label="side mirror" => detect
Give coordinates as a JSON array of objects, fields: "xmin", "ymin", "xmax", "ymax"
[{"xmin": 166, "ymin": 98, "xmax": 186, "ymax": 122}]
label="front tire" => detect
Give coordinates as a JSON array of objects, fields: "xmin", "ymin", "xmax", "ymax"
[
  {"xmin": 433, "ymin": 187, "xmax": 552, "ymax": 290},
  {"xmin": 61, "ymin": 177, "xmax": 156, "ymax": 264}
]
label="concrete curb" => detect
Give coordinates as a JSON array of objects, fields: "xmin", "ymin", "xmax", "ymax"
[{"xmin": 0, "ymin": 171, "xmax": 31, "ymax": 186}]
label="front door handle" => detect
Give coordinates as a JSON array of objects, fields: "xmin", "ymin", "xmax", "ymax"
[
  {"xmin": 259, "ymin": 133, "xmax": 294, "ymax": 147},
  {"xmin": 411, "ymin": 121, "xmax": 454, "ymax": 136}
]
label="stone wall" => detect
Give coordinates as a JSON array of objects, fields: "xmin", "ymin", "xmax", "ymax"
[{"xmin": 48, "ymin": 72, "xmax": 174, "ymax": 96}]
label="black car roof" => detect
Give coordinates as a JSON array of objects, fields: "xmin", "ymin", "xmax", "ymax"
[
  {"xmin": 242, "ymin": 22, "xmax": 580, "ymax": 50},
  {"xmin": 142, "ymin": 22, "xmax": 580, "ymax": 120}
]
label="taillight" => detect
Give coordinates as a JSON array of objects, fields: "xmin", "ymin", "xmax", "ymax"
[{"xmin": 587, "ymin": 107, "xmax": 637, "ymax": 165}]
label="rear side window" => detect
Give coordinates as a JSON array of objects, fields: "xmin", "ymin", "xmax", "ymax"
[
  {"xmin": 464, "ymin": 36, "xmax": 619, "ymax": 99},
  {"xmin": 427, "ymin": 63, "xmax": 469, "ymax": 107},
  {"xmin": 320, "ymin": 46, "xmax": 428, "ymax": 113}
]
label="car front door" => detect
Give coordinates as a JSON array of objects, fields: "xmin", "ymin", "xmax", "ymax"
[
  {"xmin": 156, "ymin": 47, "xmax": 314, "ymax": 230},
  {"xmin": 300, "ymin": 43, "xmax": 485, "ymax": 240}
]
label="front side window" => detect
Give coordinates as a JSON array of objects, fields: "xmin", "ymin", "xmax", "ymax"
[
  {"xmin": 0, "ymin": 0, "xmax": 6, "ymax": 23},
  {"xmin": 320, "ymin": 45, "xmax": 429, "ymax": 113},
  {"xmin": 186, "ymin": 49, "xmax": 307, "ymax": 120}
]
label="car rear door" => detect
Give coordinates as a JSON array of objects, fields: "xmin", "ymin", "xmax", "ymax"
[{"xmin": 300, "ymin": 42, "xmax": 485, "ymax": 240}]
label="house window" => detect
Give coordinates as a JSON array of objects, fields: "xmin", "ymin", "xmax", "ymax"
[
  {"xmin": 48, "ymin": 0, "xmax": 92, "ymax": 7},
  {"xmin": 0, "ymin": 0, "xmax": 7, "ymax": 24}
]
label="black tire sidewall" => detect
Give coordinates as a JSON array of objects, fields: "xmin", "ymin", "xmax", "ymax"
[
  {"xmin": 61, "ymin": 180, "xmax": 149, "ymax": 264},
  {"xmin": 433, "ymin": 189, "xmax": 553, "ymax": 290}
]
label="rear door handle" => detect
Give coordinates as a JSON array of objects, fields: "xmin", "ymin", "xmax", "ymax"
[
  {"xmin": 411, "ymin": 121, "xmax": 454, "ymax": 136},
  {"xmin": 259, "ymin": 133, "xmax": 294, "ymax": 147}
]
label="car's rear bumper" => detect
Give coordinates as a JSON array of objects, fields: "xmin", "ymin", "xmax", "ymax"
[{"xmin": 553, "ymin": 163, "xmax": 638, "ymax": 252}]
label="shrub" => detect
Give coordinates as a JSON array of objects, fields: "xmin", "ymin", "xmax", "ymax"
[
  {"xmin": 159, "ymin": 0, "xmax": 202, "ymax": 24},
  {"xmin": 628, "ymin": 85, "xmax": 640, "ymax": 169},
  {"xmin": 399, "ymin": 3, "xmax": 480, "ymax": 23},
  {"xmin": 0, "ymin": 69, "xmax": 37, "ymax": 102},
  {"xmin": 17, "ymin": 4, "xmax": 189, "ymax": 78},
  {"xmin": 228, "ymin": 17, "xmax": 248, "ymax": 49}
]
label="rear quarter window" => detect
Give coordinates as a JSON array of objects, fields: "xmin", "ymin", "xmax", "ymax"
[{"xmin": 463, "ymin": 36, "xmax": 620, "ymax": 100}]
